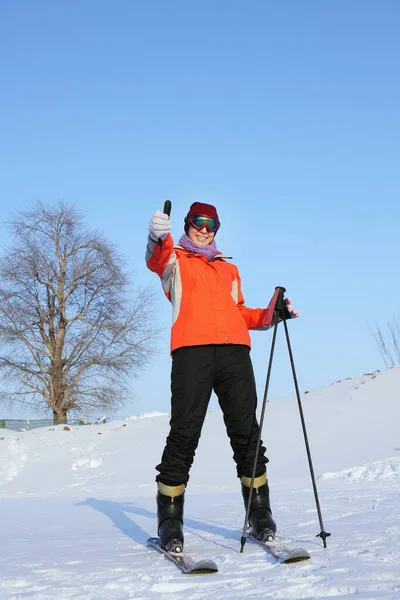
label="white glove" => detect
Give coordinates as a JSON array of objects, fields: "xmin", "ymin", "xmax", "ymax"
[
  {"xmin": 285, "ymin": 297, "xmax": 300, "ymax": 318},
  {"xmin": 149, "ymin": 209, "xmax": 171, "ymax": 241}
]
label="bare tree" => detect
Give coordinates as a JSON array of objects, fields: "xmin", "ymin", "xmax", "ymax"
[
  {"xmin": 373, "ymin": 315, "xmax": 400, "ymax": 368},
  {"xmin": 0, "ymin": 201, "xmax": 158, "ymax": 424}
]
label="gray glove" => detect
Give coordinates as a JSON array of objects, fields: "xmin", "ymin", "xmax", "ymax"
[{"xmin": 149, "ymin": 209, "xmax": 171, "ymax": 241}]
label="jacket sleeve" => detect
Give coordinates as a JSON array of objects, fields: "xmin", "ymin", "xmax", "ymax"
[
  {"xmin": 235, "ymin": 270, "xmax": 274, "ymax": 330},
  {"xmin": 145, "ymin": 233, "xmax": 176, "ymax": 300}
]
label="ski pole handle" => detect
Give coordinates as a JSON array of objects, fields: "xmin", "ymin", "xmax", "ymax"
[
  {"xmin": 274, "ymin": 286, "xmax": 292, "ymax": 320},
  {"xmin": 158, "ymin": 200, "xmax": 172, "ymax": 246},
  {"xmin": 163, "ymin": 200, "xmax": 171, "ymax": 217}
]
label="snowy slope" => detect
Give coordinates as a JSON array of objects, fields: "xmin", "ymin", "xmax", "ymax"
[{"xmin": 1, "ymin": 367, "xmax": 400, "ymax": 599}]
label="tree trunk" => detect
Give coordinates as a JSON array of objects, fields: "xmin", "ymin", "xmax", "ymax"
[{"xmin": 53, "ymin": 409, "xmax": 67, "ymax": 425}]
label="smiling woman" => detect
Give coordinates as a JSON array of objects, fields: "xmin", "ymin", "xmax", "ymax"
[
  {"xmin": 145, "ymin": 200, "xmax": 299, "ymax": 553},
  {"xmin": 179, "ymin": 202, "xmax": 221, "ymax": 259}
]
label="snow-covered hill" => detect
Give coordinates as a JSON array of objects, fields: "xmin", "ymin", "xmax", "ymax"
[{"xmin": 1, "ymin": 367, "xmax": 399, "ymax": 599}]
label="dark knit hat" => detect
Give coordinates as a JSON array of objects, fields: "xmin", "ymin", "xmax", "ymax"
[{"xmin": 184, "ymin": 202, "xmax": 220, "ymax": 234}]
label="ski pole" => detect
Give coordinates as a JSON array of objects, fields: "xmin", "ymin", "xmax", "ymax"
[
  {"xmin": 240, "ymin": 289, "xmax": 281, "ymax": 553},
  {"xmin": 240, "ymin": 287, "xmax": 331, "ymax": 553},
  {"xmin": 276, "ymin": 291, "xmax": 331, "ymax": 548}
]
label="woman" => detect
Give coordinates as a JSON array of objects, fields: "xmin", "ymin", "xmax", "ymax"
[{"xmin": 146, "ymin": 202, "xmax": 299, "ymax": 552}]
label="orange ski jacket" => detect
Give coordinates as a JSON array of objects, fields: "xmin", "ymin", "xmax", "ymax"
[{"xmin": 146, "ymin": 234, "xmax": 272, "ymax": 353}]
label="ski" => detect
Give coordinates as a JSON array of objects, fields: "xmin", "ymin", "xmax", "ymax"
[
  {"xmin": 147, "ymin": 537, "xmax": 218, "ymax": 575},
  {"xmin": 248, "ymin": 532, "xmax": 310, "ymax": 563}
]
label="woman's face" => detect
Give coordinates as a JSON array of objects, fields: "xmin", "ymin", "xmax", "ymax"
[{"xmin": 188, "ymin": 225, "xmax": 215, "ymax": 246}]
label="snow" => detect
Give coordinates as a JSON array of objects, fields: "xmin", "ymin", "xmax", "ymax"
[{"xmin": 1, "ymin": 367, "xmax": 400, "ymax": 599}]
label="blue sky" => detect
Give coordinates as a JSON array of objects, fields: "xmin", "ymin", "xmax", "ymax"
[{"xmin": 1, "ymin": 1, "xmax": 399, "ymax": 418}]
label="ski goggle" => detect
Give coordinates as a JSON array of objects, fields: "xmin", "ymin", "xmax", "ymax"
[{"xmin": 187, "ymin": 215, "xmax": 220, "ymax": 232}]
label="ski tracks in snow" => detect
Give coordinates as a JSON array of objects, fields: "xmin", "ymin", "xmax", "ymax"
[{"xmin": 1, "ymin": 484, "xmax": 400, "ymax": 600}]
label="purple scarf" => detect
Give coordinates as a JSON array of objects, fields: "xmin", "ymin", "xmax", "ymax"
[{"xmin": 178, "ymin": 234, "xmax": 219, "ymax": 261}]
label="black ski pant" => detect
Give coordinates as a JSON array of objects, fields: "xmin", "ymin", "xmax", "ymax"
[{"xmin": 156, "ymin": 344, "xmax": 268, "ymax": 486}]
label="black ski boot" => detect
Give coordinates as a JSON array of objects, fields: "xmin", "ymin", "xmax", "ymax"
[
  {"xmin": 241, "ymin": 474, "xmax": 276, "ymax": 542},
  {"xmin": 157, "ymin": 482, "xmax": 185, "ymax": 553}
]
